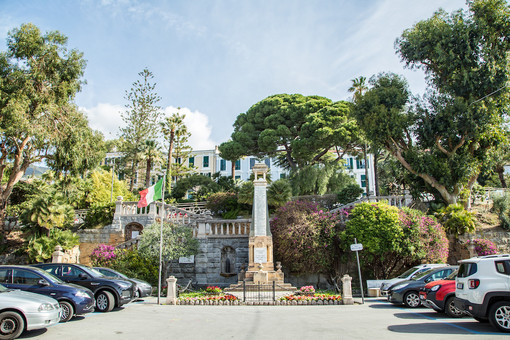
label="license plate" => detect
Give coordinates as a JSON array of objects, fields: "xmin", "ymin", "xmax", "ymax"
[{"xmin": 457, "ymin": 282, "xmax": 464, "ymax": 289}]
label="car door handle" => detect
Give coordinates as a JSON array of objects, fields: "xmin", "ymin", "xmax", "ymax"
[
  {"xmin": 91, "ymin": 282, "xmax": 100, "ymax": 286},
  {"xmin": 50, "ymin": 293, "xmax": 56, "ymax": 296}
]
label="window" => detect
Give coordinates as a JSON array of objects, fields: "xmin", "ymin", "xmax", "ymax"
[
  {"xmin": 345, "ymin": 158, "xmax": 354, "ymax": 169},
  {"xmin": 458, "ymin": 263, "xmax": 478, "ymax": 277},
  {"xmin": 220, "ymin": 159, "xmax": 226, "ymax": 171},
  {"xmin": 264, "ymin": 158, "xmax": 271, "ymax": 168},
  {"xmin": 62, "ymin": 265, "xmax": 84, "ymax": 278},
  {"xmin": 495, "ymin": 261, "xmax": 510, "ymax": 275},
  {"xmin": 0, "ymin": 269, "xmax": 11, "ymax": 284},
  {"xmin": 177, "ymin": 157, "xmax": 181, "ymax": 164},
  {"xmin": 235, "ymin": 160, "xmax": 241, "ymax": 170},
  {"xmin": 13, "ymin": 269, "xmax": 42, "ymax": 285},
  {"xmin": 356, "ymin": 159, "xmax": 365, "ymax": 169},
  {"xmin": 361, "ymin": 174, "xmax": 367, "ymax": 188},
  {"xmin": 189, "ymin": 157, "xmax": 194, "ymax": 167},
  {"xmin": 203, "ymin": 155, "xmax": 209, "ymax": 168},
  {"xmin": 280, "ymin": 173, "xmax": 287, "ymax": 179},
  {"xmin": 235, "ymin": 175, "xmax": 241, "ymax": 180},
  {"xmin": 250, "ymin": 158, "xmax": 256, "ymax": 169}
]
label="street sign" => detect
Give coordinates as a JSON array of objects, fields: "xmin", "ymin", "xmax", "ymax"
[{"xmin": 350, "ymin": 243, "xmax": 363, "ymax": 251}]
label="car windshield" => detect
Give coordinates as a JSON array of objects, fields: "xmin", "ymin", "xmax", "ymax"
[
  {"xmin": 397, "ymin": 267, "xmax": 418, "ymax": 279},
  {"xmin": 410, "ymin": 268, "xmax": 434, "ymax": 280},
  {"xmin": 445, "ymin": 269, "xmax": 458, "ymax": 280},
  {"xmin": 32, "ymin": 267, "xmax": 65, "ymax": 284},
  {"xmin": 88, "ymin": 267, "xmax": 107, "ymax": 278}
]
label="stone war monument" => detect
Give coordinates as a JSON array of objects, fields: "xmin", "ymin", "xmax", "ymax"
[{"xmin": 226, "ymin": 163, "xmax": 295, "ymax": 292}]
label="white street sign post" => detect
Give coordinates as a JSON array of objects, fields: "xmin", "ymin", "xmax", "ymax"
[{"xmin": 351, "ymin": 238, "xmax": 365, "ymax": 304}]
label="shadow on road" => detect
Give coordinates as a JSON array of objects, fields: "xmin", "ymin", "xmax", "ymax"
[
  {"xmin": 388, "ymin": 322, "xmax": 500, "ymax": 335},
  {"xmin": 19, "ymin": 328, "xmax": 48, "ymax": 339}
]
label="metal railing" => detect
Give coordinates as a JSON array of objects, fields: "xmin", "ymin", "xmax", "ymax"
[{"xmin": 243, "ymin": 281, "xmax": 276, "ymax": 302}]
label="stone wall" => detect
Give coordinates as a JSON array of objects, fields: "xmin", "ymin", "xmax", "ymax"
[
  {"xmin": 77, "ymin": 226, "xmax": 124, "ymax": 265},
  {"xmin": 167, "ymin": 237, "xmax": 249, "ymax": 287}
]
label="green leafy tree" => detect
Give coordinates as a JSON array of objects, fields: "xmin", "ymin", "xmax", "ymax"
[
  {"xmin": 228, "ymin": 94, "xmax": 360, "ymax": 170},
  {"xmin": 171, "ymin": 122, "xmax": 194, "ymax": 184},
  {"xmin": 119, "ymin": 68, "xmax": 162, "ymax": 191},
  {"xmin": 171, "ymin": 174, "xmax": 220, "ymax": 201},
  {"xmin": 289, "ymin": 161, "xmax": 357, "ymax": 196},
  {"xmin": 267, "ymin": 179, "xmax": 292, "ymax": 208},
  {"xmin": 142, "ymin": 140, "xmax": 163, "ymax": 188},
  {"xmin": 161, "ymin": 110, "xmax": 186, "ymax": 190},
  {"xmin": 85, "ymin": 169, "xmax": 135, "ymax": 207},
  {"xmin": 435, "ymin": 203, "xmax": 476, "ymax": 236},
  {"xmin": 218, "ymin": 141, "xmax": 247, "ymax": 179},
  {"xmin": 0, "ymin": 23, "xmax": 101, "ymax": 230},
  {"xmin": 361, "ymin": 0, "xmax": 510, "ymax": 205}
]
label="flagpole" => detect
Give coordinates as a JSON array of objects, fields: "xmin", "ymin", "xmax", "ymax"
[{"xmin": 157, "ymin": 174, "xmax": 166, "ymax": 305}]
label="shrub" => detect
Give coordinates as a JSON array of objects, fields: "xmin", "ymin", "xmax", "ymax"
[
  {"xmin": 111, "ymin": 249, "xmax": 159, "ymax": 286},
  {"xmin": 492, "ymin": 193, "xmax": 510, "ymax": 230},
  {"xmin": 83, "ymin": 203, "xmax": 115, "ymax": 229},
  {"xmin": 271, "ymin": 200, "xmax": 341, "ymax": 274},
  {"xmin": 436, "ymin": 203, "xmax": 476, "ymax": 235},
  {"xmin": 90, "ymin": 244, "xmax": 117, "ymax": 267},
  {"xmin": 336, "ymin": 184, "xmax": 364, "ymax": 205},
  {"xmin": 467, "ymin": 239, "xmax": 497, "ymax": 256},
  {"xmin": 206, "ymin": 192, "xmax": 239, "ymax": 218},
  {"xmin": 205, "ymin": 286, "xmax": 222, "ymax": 294},
  {"xmin": 299, "ymin": 285, "xmax": 315, "ymax": 294},
  {"xmin": 26, "ymin": 229, "xmax": 80, "ymax": 263}
]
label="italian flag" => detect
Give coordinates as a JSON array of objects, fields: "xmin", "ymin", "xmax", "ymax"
[{"xmin": 137, "ymin": 178, "xmax": 164, "ymax": 208}]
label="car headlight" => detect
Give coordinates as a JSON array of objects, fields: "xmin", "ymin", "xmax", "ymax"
[
  {"xmin": 38, "ymin": 303, "xmax": 55, "ymax": 312},
  {"xmin": 76, "ymin": 290, "xmax": 90, "ymax": 298},
  {"xmin": 430, "ymin": 285, "xmax": 441, "ymax": 292},
  {"xmin": 117, "ymin": 281, "xmax": 132, "ymax": 289},
  {"xmin": 392, "ymin": 283, "xmax": 409, "ymax": 291}
]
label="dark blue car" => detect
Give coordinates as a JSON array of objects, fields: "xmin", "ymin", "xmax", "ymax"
[{"xmin": 0, "ymin": 265, "xmax": 95, "ymax": 322}]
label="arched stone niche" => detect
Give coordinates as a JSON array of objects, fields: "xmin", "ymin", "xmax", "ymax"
[
  {"xmin": 125, "ymin": 222, "xmax": 144, "ymax": 241},
  {"xmin": 220, "ymin": 246, "xmax": 237, "ymax": 277}
]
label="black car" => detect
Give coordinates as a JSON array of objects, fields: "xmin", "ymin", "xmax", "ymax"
[
  {"xmin": 387, "ymin": 266, "xmax": 458, "ymax": 308},
  {"xmin": 0, "ymin": 265, "xmax": 95, "ymax": 322},
  {"xmin": 32, "ymin": 263, "xmax": 135, "ymax": 312},
  {"xmin": 93, "ymin": 267, "xmax": 153, "ymax": 299}
]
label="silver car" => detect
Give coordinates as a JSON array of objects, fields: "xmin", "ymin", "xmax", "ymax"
[{"xmin": 0, "ymin": 284, "xmax": 61, "ymax": 339}]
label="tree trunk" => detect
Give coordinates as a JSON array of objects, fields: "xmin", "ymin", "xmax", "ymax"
[
  {"xmin": 364, "ymin": 144, "xmax": 369, "ymax": 197},
  {"xmin": 231, "ymin": 160, "xmax": 236, "ymax": 179},
  {"xmin": 374, "ymin": 151, "xmax": 380, "ymax": 196},
  {"xmin": 145, "ymin": 158, "xmax": 152, "ymax": 188},
  {"xmin": 166, "ymin": 132, "xmax": 174, "ymax": 193},
  {"xmin": 496, "ymin": 166, "xmax": 507, "ymax": 188}
]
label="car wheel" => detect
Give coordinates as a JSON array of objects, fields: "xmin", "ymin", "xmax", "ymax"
[
  {"xmin": 489, "ymin": 301, "xmax": 510, "ymax": 333},
  {"xmin": 59, "ymin": 301, "xmax": 74, "ymax": 322},
  {"xmin": 0, "ymin": 311, "xmax": 24, "ymax": 340},
  {"xmin": 96, "ymin": 291, "xmax": 115, "ymax": 312},
  {"xmin": 445, "ymin": 297, "xmax": 464, "ymax": 318},
  {"xmin": 403, "ymin": 291, "xmax": 421, "ymax": 308}
]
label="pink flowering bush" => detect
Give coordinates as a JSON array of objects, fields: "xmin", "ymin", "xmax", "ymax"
[
  {"xmin": 467, "ymin": 239, "xmax": 497, "ymax": 256},
  {"xmin": 271, "ymin": 200, "xmax": 342, "ymax": 274},
  {"xmin": 90, "ymin": 244, "xmax": 118, "ymax": 266},
  {"xmin": 281, "ymin": 293, "xmax": 341, "ymax": 302},
  {"xmin": 299, "ymin": 286, "xmax": 316, "ymax": 294}
]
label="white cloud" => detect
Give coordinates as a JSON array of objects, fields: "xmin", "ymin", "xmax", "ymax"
[
  {"xmin": 162, "ymin": 106, "xmax": 217, "ymax": 151},
  {"xmin": 80, "ymin": 103, "xmax": 124, "ymax": 139}
]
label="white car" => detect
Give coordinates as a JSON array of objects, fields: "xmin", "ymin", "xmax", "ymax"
[
  {"xmin": 380, "ymin": 264, "xmax": 446, "ymax": 295},
  {"xmin": 455, "ymin": 254, "xmax": 510, "ymax": 333},
  {"xmin": 0, "ymin": 284, "xmax": 61, "ymax": 339}
]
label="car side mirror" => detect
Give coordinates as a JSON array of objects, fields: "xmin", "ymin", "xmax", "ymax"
[
  {"xmin": 424, "ymin": 277, "xmax": 431, "ymax": 283},
  {"xmin": 78, "ymin": 273, "xmax": 88, "ymax": 279},
  {"xmin": 38, "ymin": 279, "xmax": 49, "ymax": 286}
]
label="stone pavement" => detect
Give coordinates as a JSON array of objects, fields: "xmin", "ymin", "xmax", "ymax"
[{"xmin": 23, "ymin": 297, "xmax": 502, "ymax": 340}]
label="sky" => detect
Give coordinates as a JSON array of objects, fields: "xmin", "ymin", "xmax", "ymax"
[{"xmin": 0, "ymin": 0, "xmax": 468, "ymax": 150}]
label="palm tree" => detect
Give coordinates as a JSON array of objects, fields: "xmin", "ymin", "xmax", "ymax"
[
  {"xmin": 161, "ymin": 110, "xmax": 186, "ymax": 191},
  {"xmin": 142, "ymin": 140, "xmax": 162, "ymax": 188},
  {"xmin": 348, "ymin": 76, "xmax": 368, "ymax": 102}
]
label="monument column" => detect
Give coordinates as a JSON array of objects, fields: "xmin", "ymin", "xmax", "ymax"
[{"xmin": 247, "ymin": 163, "xmax": 276, "ymax": 280}]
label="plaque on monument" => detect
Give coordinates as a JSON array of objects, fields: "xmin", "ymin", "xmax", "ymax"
[{"xmin": 254, "ymin": 247, "xmax": 267, "ymax": 263}]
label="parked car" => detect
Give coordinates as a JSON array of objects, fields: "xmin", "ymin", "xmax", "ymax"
[
  {"xmin": 93, "ymin": 267, "xmax": 152, "ymax": 299},
  {"xmin": 387, "ymin": 266, "xmax": 458, "ymax": 308},
  {"xmin": 32, "ymin": 263, "xmax": 135, "ymax": 313},
  {"xmin": 455, "ymin": 254, "xmax": 510, "ymax": 333},
  {"xmin": 380, "ymin": 264, "xmax": 446, "ymax": 295},
  {"xmin": 0, "ymin": 265, "xmax": 95, "ymax": 322},
  {"xmin": 419, "ymin": 269, "xmax": 464, "ymax": 317},
  {"xmin": 0, "ymin": 284, "xmax": 61, "ymax": 339}
]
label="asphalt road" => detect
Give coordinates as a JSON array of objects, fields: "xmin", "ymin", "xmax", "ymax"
[{"xmin": 20, "ymin": 297, "xmax": 505, "ymax": 340}]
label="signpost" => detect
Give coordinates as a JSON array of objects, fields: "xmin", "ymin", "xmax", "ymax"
[{"xmin": 350, "ymin": 238, "xmax": 365, "ymax": 304}]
